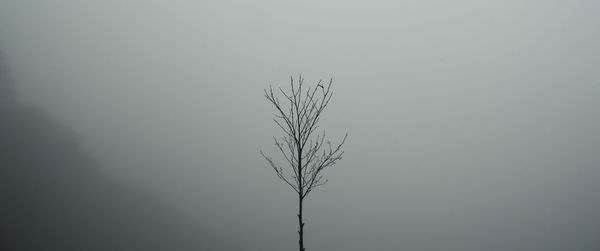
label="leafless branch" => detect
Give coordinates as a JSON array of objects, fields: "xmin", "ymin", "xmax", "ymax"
[
  {"xmin": 261, "ymin": 75, "xmax": 347, "ymax": 198},
  {"xmin": 260, "ymin": 75, "xmax": 347, "ymax": 251}
]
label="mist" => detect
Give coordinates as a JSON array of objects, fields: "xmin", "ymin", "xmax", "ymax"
[{"xmin": 1, "ymin": 1, "xmax": 599, "ymax": 250}]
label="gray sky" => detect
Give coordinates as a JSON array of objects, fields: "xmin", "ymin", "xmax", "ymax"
[{"xmin": 1, "ymin": 0, "xmax": 599, "ymax": 250}]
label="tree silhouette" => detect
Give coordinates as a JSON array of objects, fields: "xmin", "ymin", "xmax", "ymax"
[{"xmin": 261, "ymin": 75, "xmax": 347, "ymax": 251}]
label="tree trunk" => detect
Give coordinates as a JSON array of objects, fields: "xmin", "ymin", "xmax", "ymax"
[
  {"xmin": 298, "ymin": 141, "xmax": 305, "ymax": 251},
  {"xmin": 298, "ymin": 195, "xmax": 305, "ymax": 251}
]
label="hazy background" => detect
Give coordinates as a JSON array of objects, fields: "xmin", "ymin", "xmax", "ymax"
[{"xmin": 1, "ymin": 0, "xmax": 599, "ymax": 250}]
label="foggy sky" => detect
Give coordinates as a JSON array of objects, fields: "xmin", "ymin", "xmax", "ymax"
[{"xmin": 1, "ymin": 1, "xmax": 599, "ymax": 250}]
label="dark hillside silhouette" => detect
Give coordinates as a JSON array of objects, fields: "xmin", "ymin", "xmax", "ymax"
[
  {"xmin": 0, "ymin": 55, "xmax": 13, "ymax": 99},
  {"xmin": 0, "ymin": 54, "xmax": 228, "ymax": 250}
]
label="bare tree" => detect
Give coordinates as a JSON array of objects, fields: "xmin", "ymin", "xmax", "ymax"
[{"xmin": 261, "ymin": 75, "xmax": 347, "ymax": 251}]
